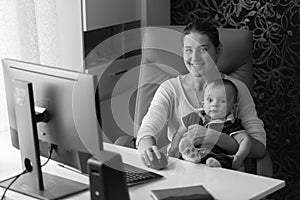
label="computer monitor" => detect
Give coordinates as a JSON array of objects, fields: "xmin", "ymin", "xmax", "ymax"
[{"xmin": 1, "ymin": 58, "xmax": 102, "ymax": 199}]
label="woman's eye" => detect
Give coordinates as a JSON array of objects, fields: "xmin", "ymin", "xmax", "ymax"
[
  {"xmin": 200, "ymin": 47, "xmax": 208, "ymax": 52},
  {"xmin": 184, "ymin": 49, "xmax": 192, "ymax": 53}
]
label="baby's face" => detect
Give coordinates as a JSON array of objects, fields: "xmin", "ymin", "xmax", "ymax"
[{"xmin": 203, "ymin": 85, "xmax": 233, "ymax": 119}]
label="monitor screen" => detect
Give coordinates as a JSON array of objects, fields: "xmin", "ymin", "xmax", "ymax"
[{"xmin": 1, "ymin": 58, "xmax": 103, "ymax": 199}]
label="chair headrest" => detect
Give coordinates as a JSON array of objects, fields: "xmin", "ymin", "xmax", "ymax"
[{"xmin": 141, "ymin": 26, "xmax": 253, "ymax": 91}]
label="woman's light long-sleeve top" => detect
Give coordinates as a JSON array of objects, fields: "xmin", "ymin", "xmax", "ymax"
[{"xmin": 136, "ymin": 75, "xmax": 266, "ymax": 148}]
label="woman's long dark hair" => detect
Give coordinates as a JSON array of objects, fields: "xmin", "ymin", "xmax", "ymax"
[{"xmin": 182, "ymin": 19, "xmax": 220, "ymax": 49}]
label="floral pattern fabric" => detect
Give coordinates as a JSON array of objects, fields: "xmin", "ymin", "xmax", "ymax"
[{"xmin": 171, "ymin": 0, "xmax": 300, "ymax": 199}]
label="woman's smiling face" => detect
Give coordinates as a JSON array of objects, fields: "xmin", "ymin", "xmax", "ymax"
[{"xmin": 183, "ymin": 32, "xmax": 220, "ymax": 78}]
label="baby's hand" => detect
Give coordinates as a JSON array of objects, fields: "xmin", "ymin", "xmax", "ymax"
[
  {"xmin": 232, "ymin": 155, "xmax": 243, "ymax": 170},
  {"xmin": 178, "ymin": 136, "xmax": 193, "ymax": 153}
]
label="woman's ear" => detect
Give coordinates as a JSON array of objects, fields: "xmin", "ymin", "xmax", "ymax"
[
  {"xmin": 231, "ymin": 103, "xmax": 238, "ymax": 117},
  {"xmin": 216, "ymin": 43, "xmax": 223, "ymax": 60}
]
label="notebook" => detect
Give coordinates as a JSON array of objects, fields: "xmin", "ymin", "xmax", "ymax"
[{"xmin": 150, "ymin": 185, "xmax": 214, "ymax": 200}]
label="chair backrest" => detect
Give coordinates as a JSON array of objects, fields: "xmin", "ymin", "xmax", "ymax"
[{"xmin": 134, "ymin": 26, "xmax": 253, "ymax": 147}]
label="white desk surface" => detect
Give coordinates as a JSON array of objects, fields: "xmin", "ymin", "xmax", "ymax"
[{"xmin": 0, "ymin": 131, "xmax": 285, "ymax": 200}]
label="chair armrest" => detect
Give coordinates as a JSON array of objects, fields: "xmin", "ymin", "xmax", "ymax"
[
  {"xmin": 256, "ymin": 150, "xmax": 273, "ymax": 177},
  {"xmin": 244, "ymin": 150, "xmax": 273, "ymax": 177},
  {"xmin": 114, "ymin": 135, "xmax": 136, "ymax": 149}
]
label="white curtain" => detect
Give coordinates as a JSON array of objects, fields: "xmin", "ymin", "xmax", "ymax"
[
  {"xmin": 0, "ymin": 0, "xmax": 20, "ymax": 132},
  {"xmin": 0, "ymin": 0, "xmax": 61, "ymax": 132}
]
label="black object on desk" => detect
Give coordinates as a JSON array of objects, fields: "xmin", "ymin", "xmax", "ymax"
[
  {"xmin": 88, "ymin": 151, "xmax": 130, "ymax": 200},
  {"xmin": 150, "ymin": 185, "xmax": 214, "ymax": 200},
  {"xmin": 88, "ymin": 151, "xmax": 164, "ymax": 200}
]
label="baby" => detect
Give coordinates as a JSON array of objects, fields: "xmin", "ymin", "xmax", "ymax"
[{"xmin": 168, "ymin": 79, "xmax": 252, "ymax": 169}]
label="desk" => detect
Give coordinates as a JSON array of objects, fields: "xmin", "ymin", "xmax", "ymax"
[{"xmin": 0, "ymin": 131, "xmax": 285, "ymax": 200}]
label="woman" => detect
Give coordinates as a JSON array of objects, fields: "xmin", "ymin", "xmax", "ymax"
[{"xmin": 136, "ymin": 19, "xmax": 266, "ymax": 168}]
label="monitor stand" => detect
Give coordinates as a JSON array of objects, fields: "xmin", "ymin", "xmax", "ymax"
[{"xmin": 0, "ymin": 80, "xmax": 88, "ymax": 200}]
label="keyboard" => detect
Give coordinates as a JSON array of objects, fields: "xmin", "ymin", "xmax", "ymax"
[
  {"xmin": 57, "ymin": 162, "xmax": 163, "ymax": 187},
  {"xmin": 123, "ymin": 163, "xmax": 164, "ymax": 187}
]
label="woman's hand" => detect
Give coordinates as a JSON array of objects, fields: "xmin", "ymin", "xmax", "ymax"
[
  {"xmin": 139, "ymin": 145, "xmax": 168, "ymax": 170},
  {"xmin": 182, "ymin": 124, "xmax": 221, "ymax": 148},
  {"xmin": 232, "ymin": 155, "xmax": 244, "ymax": 170}
]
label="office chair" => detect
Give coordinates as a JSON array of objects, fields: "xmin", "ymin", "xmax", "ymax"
[{"xmin": 114, "ymin": 26, "xmax": 273, "ymax": 177}]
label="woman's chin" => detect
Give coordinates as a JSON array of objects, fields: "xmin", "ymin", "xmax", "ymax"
[
  {"xmin": 192, "ymin": 73, "xmax": 202, "ymax": 78},
  {"xmin": 190, "ymin": 70, "xmax": 203, "ymax": 77}
]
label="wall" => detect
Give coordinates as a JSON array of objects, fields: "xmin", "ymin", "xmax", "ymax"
[{"xmin": 170, "ymin": 0, "xmax": 300, "ymax": 199}]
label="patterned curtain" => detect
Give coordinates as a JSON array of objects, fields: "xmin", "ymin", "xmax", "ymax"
[{"xmin": 171, "ymin": 0, "xmax": 300, "ymax": 199}]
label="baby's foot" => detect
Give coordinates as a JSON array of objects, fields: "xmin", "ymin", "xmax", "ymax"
[
  {"xmin": 206, "ymin": 157, "xmax": 222, "ymax": 167},
  {"xmin": 181, "ymin": 145, "xmax": 201, "ymax": 163}
]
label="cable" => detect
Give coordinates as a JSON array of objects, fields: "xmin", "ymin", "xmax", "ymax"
[
  {"xmin": 0, "ymin": 169, "xmax": 28, "ymax": 200},
  {"xmin": 0, "ymin": 144, "xmax": 56, "ymax": 199},
  {"xmin": 41, "ymin": 144, "xmax": 56, "ymax": 167},
  {"xmin": 57, "ymin": 164, "xmax": 86, "ymax": 176}
]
